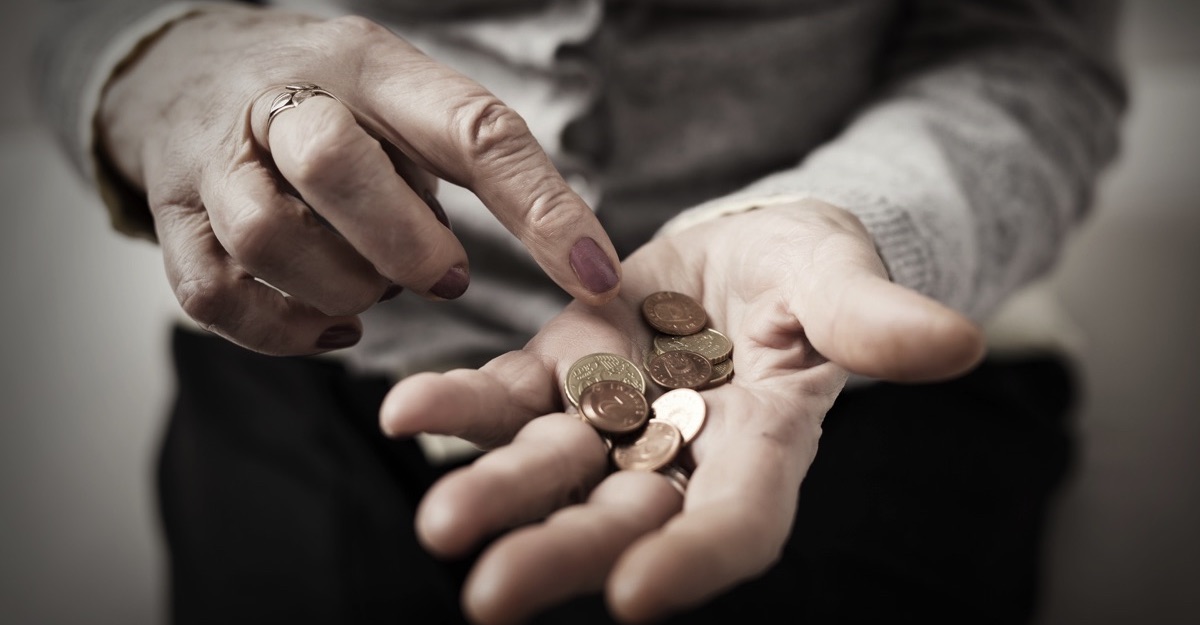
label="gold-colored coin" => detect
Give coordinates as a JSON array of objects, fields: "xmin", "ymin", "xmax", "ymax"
[
  {"xmin": 704, "ymin": 358, "xmax": 734, "ymax": 388},
  {"xmin": 641, "ymin": 291, "xmax": 707, "ymax": 336},
  {"xmin": 650, "ymin": 388, "xmax": 706, "ymax": 445},
  {"xmin": 579, "ymin": 380, "xmax": 650, "ymax": 435},
  {"xmin": 566, "ymin": 353, "xmax": 645, "ymax": 408},
  {"xmin": 612, "ymin": 420, "xmax": 683, "ymax": 472},
  {"xmin": 647, "ymin": 350, "xmax": 712, "ymax": 390},
  {"xmin": 653, "ymin": 328, "xmax": 733, "ymax": 365}
]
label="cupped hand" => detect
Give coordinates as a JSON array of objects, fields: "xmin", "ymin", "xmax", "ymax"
[
  {"xmin": 99, "ymin": 6, "xmax": 620, "ymax": 355},
  {"xmin": 380, "ymin": 199, "xmax": 985, "ymax": 624}
]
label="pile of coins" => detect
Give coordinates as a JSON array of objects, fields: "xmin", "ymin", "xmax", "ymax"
[{"xmin": 565, "ymin": 291, "xmax": 735, "ymax": 479}]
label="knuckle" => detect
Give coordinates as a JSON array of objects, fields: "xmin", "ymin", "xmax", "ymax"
[
  {"xmin": 522, "ymin": 180, "xmax": 583, "ymax": 239},
  {"xmin": 454, "ymin": 98, "xmax": 531, "ymax": 164},
  {"xmin": 175, "ymin": 276, "xmax": 235, "ymax": 330},
  {"xmin": 219, "ymin": 203, "xmax": 279, "ymax": 266},
  {"xmin": 321, "ymin": 14, "xmax": 392, "ymax": 41},
  {"xmin": 285, "ymin": 109, "xmax": 368, "ymax": 187}
]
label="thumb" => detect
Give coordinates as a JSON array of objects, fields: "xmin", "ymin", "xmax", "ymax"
[{"xmin": 800, "ymin": 269, "xmax": 986, "ymax": 383}]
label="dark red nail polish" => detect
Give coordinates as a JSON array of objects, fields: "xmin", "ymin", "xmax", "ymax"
[
  {"xmin": 317, "ymin": 324, "xmax": 361, "ymax": 350},
  {"xmin": 423, "ymin": 190, "xmax": 451, "ymax": 230},
  {"xmin": 378, "ymin": 284, "xmax": 403, "ymax": 302},
  {"xmin": 570, "ymin": 237, "xmax": 619, "ymax": 294},
  {"xmin": 429, "ymin": 266, "xmax": 469, "ymax": 300}
]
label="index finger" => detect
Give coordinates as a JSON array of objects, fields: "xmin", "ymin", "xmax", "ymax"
[{"xmin": 349, "ymin": 26, "xmax": 622, "ymax": 304}]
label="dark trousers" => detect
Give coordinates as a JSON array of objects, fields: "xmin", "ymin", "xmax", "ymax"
[{"xmin": 159, "ymin": 326, "xmax": 1076, "ymax": 625}]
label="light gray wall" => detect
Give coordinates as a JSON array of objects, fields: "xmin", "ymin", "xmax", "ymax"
[
  {"xmin": 1, "ymin": 2, "xmax": 1197, "ymax": 624},
  {"xmin": 1, "ymin": 4, "xmax": 171, "ymax": 624}
]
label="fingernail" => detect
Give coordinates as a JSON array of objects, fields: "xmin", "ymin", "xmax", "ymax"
[
  {"xmin": 423, "ymin": 190, "xmax": 451, "ymax": 230},
  {"xmin": 317, "ymin": 324, "xmax": 361, "ymax": 350},
  {"xmin": 429, "ymin": 265, "xmax": 469, "ymax": 300},
  {"xmin": 378, "ymin": 283, "xmax": 403, "ymax": 302},
  {"xmin": 570, "ymin": 237, "xmax": 619, "ymax": 294}
]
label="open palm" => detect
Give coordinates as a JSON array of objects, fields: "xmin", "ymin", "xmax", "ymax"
[{"xmin": 381, "ymin": 200, "xmax": 984, "ymax": 624}]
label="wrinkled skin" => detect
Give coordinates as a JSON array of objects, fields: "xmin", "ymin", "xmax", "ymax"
[
  {"xmin": 382, "ymin": 200, "xmax": 985, "ymax": 624},
  {"xmin": 100, "ymin": 7, "xmax": 620, "ymax": 355}
]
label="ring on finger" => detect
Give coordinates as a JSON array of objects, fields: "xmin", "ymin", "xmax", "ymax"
[
  {"xmin": 267, "ymin": 83, "xmax": 342, "ymax": 131},
  {"xmin": 658, "ymin": 463, "xmax": 690, "ymax": 497}
]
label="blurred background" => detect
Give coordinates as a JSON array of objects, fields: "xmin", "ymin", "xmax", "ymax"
[{"xmin": 1, "ymin": 2, "xmax": 1197, "ymax": 623}]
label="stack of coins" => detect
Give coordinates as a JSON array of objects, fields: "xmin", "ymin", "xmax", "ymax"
[{"xmin": 565, "ymin": 291, "xmax": 735, "ymax": 474}]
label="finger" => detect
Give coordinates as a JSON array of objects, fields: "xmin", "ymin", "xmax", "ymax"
[
  {"xmin": 151, "ymin": 202, "xmax": 362, "ymax": 355},
  {"xmin": 379, "ymin": 350, "xmax": 560, "ymax": 448},
  {"xmin": 203, "ymin": 159, "xmax": 391, "ymax": 315},
  {"xmin": 414, "ymin": 414, "xmax": 609, "ymax": 559},
  {"xmin": 607, "ymin": 392, "xmax": 816, "ymax": 623},
  {"xmin": 463, "ymin": 471, "xmax": 682, "ymax": 625},
  {"xmin": 781, "ymin": 215, "xmax": 985, "ymax": 381},
  {"xmin": 266, "ymin": 94, "xmax": 472, "ymax": 300},
  {"xmin": 802, "ymin": 270, "xmax": 985, "ymax": 382},
  {"xmin": 348, "ymin": 33, "xmax": 621, "ymax": 303}
]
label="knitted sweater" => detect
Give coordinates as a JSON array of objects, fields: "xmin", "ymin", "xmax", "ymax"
[{"xmin": 35, "ymin": 0, "xmax": 1126, "ymax": 378}]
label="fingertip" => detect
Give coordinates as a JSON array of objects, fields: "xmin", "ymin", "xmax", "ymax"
[
  {"xmin": 606, "ymin": 546, "xmax": 678, "ymax": 624},
  {"xmin": 427, "ymin": 265, "xmax": 470, "ymax": 300},
  {"xmin": 872, "ymin": 281, "xmax": 986, "ymax": 382},
  {"xmin": 378, "ymin": 371, "xmax": 440, "ymax": 437},
  {"xmin": 918, "ymin": 305, "xmax": 987, "ymax": 381},
  {"xmin": 809, "ymin": 274, "xmax": 986, "ymax": 383},
  {"xmin": 415, "ymin": 484, "xmax": 471, "ymax": 558},
  {"xmin": 462, "ymin": 563, "xmax": 521, "ymax": 625},
  {"xmin": 314, "ymin": 321, "xmax": 362, "ymax": 351},
  {"xmin": 569, "ymin": 236, "xmax": 622, "ymax": 301}
]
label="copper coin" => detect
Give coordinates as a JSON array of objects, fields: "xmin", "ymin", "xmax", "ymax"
[
  {"xmin": 654, "ymin": 328, "xmax": 733, "ymax": 364},
  {"xmin": 612, "ymin": 420, "xmax": 683, "ymax": 472},
  {"xmin": 647, "ymin": 350, "xmax": 713, "ymax": 390},
  {"xmin": 642, "ymin": 291, "xmax": 707, "ymax": 336},
  {"xmin": 650, "ymin": 388, "xmax": 707, "ymax": 445},
  {"xmin": 579, "ymin": 380, "xmax": 650, "ymax": 435},
  {"xmin": 566, "ymin": 353, "xmax": 646, "ymax": 408}
]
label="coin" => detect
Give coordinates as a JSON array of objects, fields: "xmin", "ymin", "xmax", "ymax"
[
  {"xmin": 705, "ymin": 358, "xmax": 734, "ymax": 388},
  {"xmin": 654, "ymin": 328, "xmax": 733, "ymax": 364},
  {"xmin": 647, "ymin": 350, "xmax": 713, "ymax": 390},
  {"xmin": 579, "ymin": 380, "xmax": 650, "ymax": 435},
  {"xmin": 566, "ymin": 353, "xmax": 646, "ymax": 408},
  {"xmin": 642, "ymin": 291, "xmax": 707, "ymax": 336},
  {"xmin": 612, "ymin": 420, "xmax": 683, "ymax": 472},
  {"xmin": 650, "ymin": 388, "xmax": 707, "ymax": 445}
]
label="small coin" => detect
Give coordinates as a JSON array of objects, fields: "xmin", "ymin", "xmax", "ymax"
[
  {"xmin": 654, "ymin": 328, "xmax": 733, "ymax": 364},
  {"xmin": 566, "ymin": 353, "xmax": 646, "ymax": 408},
  {"xmin": 647, "ymin": 350, "xmax": 713, "ymax": 390},
  {"xmin": 612, "ymin": 420, "xmax": 683, "ymax": 472},
  {"xmin": 651, "ymin": 388, "xmax": 707, "ymax": 445},
  {"xmin": 642, "ymin": 291, "xmax": 707, "ymax": 336},
  {"xmin": 705, "ymin": 358, "xmax": 734, "ymax": 388},
  {"xmin": 579, "ymin": 380, "xmax": 650, "ymax": 435}
]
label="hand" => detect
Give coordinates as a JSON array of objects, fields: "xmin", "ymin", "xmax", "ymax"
[
  {"xmin": 381, "ymin": 199, "xmax": 985, "ymax": 624},
  {"xmin": 98, "ymin": 6, "xmax": 620, "ymax": 355}
]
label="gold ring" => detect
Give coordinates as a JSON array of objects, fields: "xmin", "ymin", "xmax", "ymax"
[{"xmin": 266, "ymin": 83, "xmax": 341, "ymax": 131}]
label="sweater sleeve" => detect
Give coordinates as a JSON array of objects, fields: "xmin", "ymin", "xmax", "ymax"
[
  {"xmin": 658, "ymin": 0, "xmax": 1127, "ymax": 321},
  {"xmin": 33, "ymin": 0, "xmax": 249, "ymax": 240}
]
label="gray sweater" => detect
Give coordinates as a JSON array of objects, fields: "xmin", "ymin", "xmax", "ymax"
[{"xmin": 36, "ymin": 0, "xmax": 1126, "ymax": 377}]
